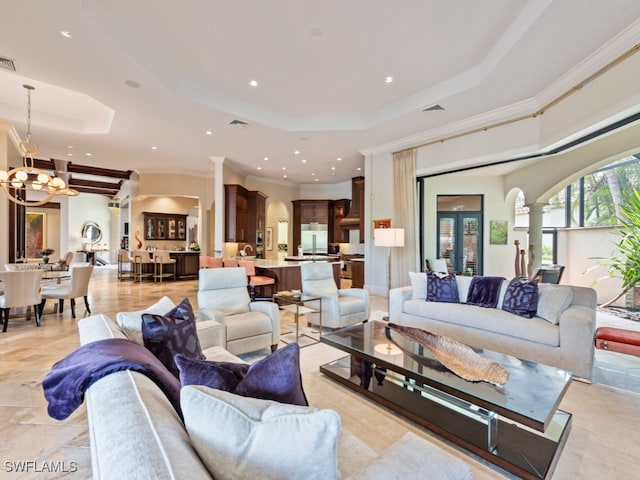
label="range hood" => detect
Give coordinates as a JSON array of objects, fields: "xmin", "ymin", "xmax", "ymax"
[{"xmin": 339, "ymin": 176, "xmax": 364, "ymax": 230}]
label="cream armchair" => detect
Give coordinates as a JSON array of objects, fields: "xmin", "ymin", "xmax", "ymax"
[
  {"xmin": 197, "ymin": 267, "xmax": 280, "ymax": 355},
  {"xmin": 300, "ymin": 262, "xmax": 370, "ymax": 329}
]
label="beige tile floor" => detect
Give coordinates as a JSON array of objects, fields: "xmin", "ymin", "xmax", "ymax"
[{"xmin": 1, "ymin": 267, "xmax": 639, "ymax": 479}]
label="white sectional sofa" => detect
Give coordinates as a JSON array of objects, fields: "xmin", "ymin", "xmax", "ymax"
[
  {"xmin": 74, "ymin": 299, "xmax": 473, "ymax": 480},
  {"xmin": 389, "ymin": 273, "xmax": 597, "ymax": 380}
]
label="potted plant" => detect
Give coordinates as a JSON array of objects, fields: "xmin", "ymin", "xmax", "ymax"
[
  {"xmin": 38, "ymin": 248, "xmax": 55, "ymax": 264},
  {"xmin": 601, "ymin": 189, "xmax": 640, "ymax": 308}
]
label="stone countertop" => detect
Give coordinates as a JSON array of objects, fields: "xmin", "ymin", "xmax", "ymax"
[{"xmin": 254, "ymin": 258, "xmax": 341, "ymax": 268}]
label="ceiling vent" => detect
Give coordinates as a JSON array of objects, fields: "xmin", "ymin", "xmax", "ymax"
[
  {"xmin": 0, "ymin": 56, "xmax": 17, "ymax": 72},
  {"xmin": 422, "ymin": 104, "xmax": 445, "ymax": 112},
  {"xmin": 228, "ymin": 119, "xmax": 249, "ymax": 126}
]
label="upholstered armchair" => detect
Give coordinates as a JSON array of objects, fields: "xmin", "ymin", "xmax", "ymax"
[
  {"xmin": 300, "ymin": 262, "xmax": 370, "ymax": 329},
  {"xmin": 197, "ymin": 267, "xmax": 280, "ymax": 355}
]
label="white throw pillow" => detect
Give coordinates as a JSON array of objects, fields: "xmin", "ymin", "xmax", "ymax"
[
  {"xmin": 536, "ymin": 284, "xmax": 573, "ymax": 324},
  {"xmin": 408, "ymin": 271, "xmax": 427, "ymax": 300},
  {"xmin": 181, "ymin": 386, "xmax": 341, "ymax": 480},
  {"xmin": 116, "ymin": 296, "xmax": 176, "ymax": 344}
]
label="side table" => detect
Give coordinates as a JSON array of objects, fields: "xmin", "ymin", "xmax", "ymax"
[{"xmin": 272, "ymin": 292, "xmax": 322, "ymax": 347}]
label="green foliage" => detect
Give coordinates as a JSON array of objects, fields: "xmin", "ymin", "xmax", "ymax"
[{"xmin": 608, "ymin": 189, "xmax": 640, "ymax": 294}]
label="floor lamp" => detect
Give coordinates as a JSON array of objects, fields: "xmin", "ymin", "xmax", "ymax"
[{"xmin": 374, "ymin": 228, "xmax": 405, "ymax": 321}]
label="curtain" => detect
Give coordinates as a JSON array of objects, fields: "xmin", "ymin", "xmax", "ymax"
[{"xmin": 391, "ymin": 149, "xmax": 419, "ymax": 289}]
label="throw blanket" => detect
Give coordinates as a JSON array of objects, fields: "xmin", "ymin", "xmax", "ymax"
[
  {"xmin": 43, "ymin": 338, "xmax": 181, "ymax": 420},
  {"xmin": 466, "ymin": 276, "xmax": 505, "ymax": 308}
]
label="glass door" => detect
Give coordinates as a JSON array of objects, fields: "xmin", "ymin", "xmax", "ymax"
[{"xmin": 437, "ymin": 213, "xmax": 481, "ymax": 275}]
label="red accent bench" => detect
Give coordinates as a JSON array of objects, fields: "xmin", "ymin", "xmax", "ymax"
[{"xmin": 595, "ymin": 327, "xmax": 640, "ymax": 357}]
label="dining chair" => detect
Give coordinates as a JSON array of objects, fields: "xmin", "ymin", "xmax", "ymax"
[
  {"xmin": 153, "ymin": 250, "xmax": 176, "ymax": 282},
  {"xmin": 199, "ymin": 256, "xmax": 223, "ymax": 268},
  {"xmin": 40, "ymin": 264, "xmax": 94, "ymax": 319},
  {"xmin": 132, "ymin": 250, "xmax": 154, "ymax": 282},
  {"xmin": 532, "ymin": 265, "xmax": 565, "ymax": 284},
  {"xmin": 0, "ymin": 270, "xmax": 44, "ymax": 332},
  {"xmin": 238, "ymin": 260, "xmax": 276, "ymax": 300}
]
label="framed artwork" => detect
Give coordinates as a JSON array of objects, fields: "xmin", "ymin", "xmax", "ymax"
[
  {"xmin": 490, "ymin": 220, "xmax": 508, "ymax": 245},
  {"xmin": 266, "ymin": 227, "xmax": 273, "ymax": 251},
  {"xmin": 26, "ymin": 212, "xmax": 46, "ymax": 259},
  {"xmin": 373, "ymin": 218, "xmax": 391, "ymax": 229}
]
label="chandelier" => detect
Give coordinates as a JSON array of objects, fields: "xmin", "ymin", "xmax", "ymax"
[{"xmin": 0, "ymin": 85, "xmax": 78, "ymax": 206}]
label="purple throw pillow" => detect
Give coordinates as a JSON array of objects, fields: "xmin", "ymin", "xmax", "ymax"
[
  {"xmin": 502, "ymin": 278, "xmax": 539, "ymax": 318},
  {"xmin": 175, "ymin": 343, "xmax": 309, "ymax": 406},
  {"xmin": 426, "ymin": 272, "xmax": 459, "ymax": 303},
  {"xmin": 466, "ymin": 276, "xmax": 505, "ymax": 308},
  {"xmin": 142, "ymin": 298, "xmax": 205, "ymax": 378}
]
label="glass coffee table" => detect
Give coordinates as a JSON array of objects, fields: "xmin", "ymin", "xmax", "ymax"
[{"xmin": 320, "ymin": 321, "xmax": 573, "ymax": 480}]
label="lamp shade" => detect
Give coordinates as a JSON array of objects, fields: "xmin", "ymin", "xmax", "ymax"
[{"xmin": 374, "ymin": 228, "xmax": 405, "ymax": 247}]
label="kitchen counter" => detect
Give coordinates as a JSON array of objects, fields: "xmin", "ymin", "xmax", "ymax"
[{"xmin": 255, "ymin": 260, "xmax": 341, "ymax": 292}]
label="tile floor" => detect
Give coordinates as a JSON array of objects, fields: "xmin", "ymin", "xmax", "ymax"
[{"xmin": 1, "ymin": 266, "xmax": 639, "ymax": 479}]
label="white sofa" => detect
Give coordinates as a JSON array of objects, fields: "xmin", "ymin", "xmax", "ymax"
[
  {"xmin": 389, "ymin": 273, "xmax": 597, "ymax": 380},
  {"xmin": 76, "ymin": 302, "xmax": 473, "ymax": 480}
]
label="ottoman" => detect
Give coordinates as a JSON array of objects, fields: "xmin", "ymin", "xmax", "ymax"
[{"xmin": 595, "ymin": 327, "xmax": 640, "ymax": 357}]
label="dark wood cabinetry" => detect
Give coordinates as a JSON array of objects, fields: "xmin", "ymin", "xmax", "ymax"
[
  {"xmin": 170, "ymin": 252, "xmax": 200, "ymax": 279},
  {"xmin": 224, "ymin": 184, "xmax": 249, "ymax": 242},
  {"xmin": 292, "ymin": 200, "xmax": 334, "ymax": 252},
  {"xmin": 332, "ymin": 199, "xmax": 350, "ymax": 243},
  {"xmin": 225, "ymin": 185, "xmax": 267, "ymax": 250},
  {"xmin": 143, "ymin": 212, "xmax": 187, "ymax": 241},
  {"xmin": 247, "ymin": 190, "xmax": 267, "ymax": 245}
]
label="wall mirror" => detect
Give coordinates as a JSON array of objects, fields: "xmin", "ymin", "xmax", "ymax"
[{"xmin": 82, "ymin": 222, "xmax": 103, "ymax": 244}]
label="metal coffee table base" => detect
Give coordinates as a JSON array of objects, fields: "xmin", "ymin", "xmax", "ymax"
[{"xmin": 320, "ymin": 356, "xmax": 571, "ymax": 480}]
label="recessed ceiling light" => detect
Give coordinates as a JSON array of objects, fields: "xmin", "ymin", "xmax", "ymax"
[
  {"xmin": 67, "ymin": 145, "xmax": 74, "ymax": 149},
  {"xmin": 301, "ymin": 159, "xmax": 307, "ymax": 163},
  {"xmin": 311, "ymin": 173, "xmax": 316, "ymax": 176},
  {"xmin": 294, "ymin": 150, "xmax": 300, "ymax": 155},
  {"xmin": 205, "ymin": 130, "xmax": 213, "ymax": 135},
  {"xmin": 85, "ymin": 153, "xmax": 93, "ymax": 157},
  {"xmin": 249, "ymin": 80, "xmax": 258, "ymax": 87},
  {"xmin": 331, "ymin": 166, "xmax": 336, "ymax": 170},
  {"xmin": 67, "ymin": 153, "xmax": 73, "ymax": 157},
  {"xmin": 314, "ymin": 178, "xmax": 319, "ymax": 182},
  {"xmin": 264, "ymin": 157, "xmax": 269, "ymax": 161},
  {"xmin": 283, "ymin": 174, "xmax": 288, "ymax": 178},
  {"xmin": 282, "ymin": 167, "xmax": 286, "ymax": 170},
  {"xmin": 151, "ymin": 146, "xmax": 157, "ymax": 150},
  {"xmin": 357, "ymin": 167, "xmax": 362, "ymax": 171},
  {"xmin": 257, "ymin": 166, "xmax": 262, "ymax": 170},
  {"xmin": 384, "ymin": 76, "xmax": 394, "ymax": 84},
  {"xmin": 60, "ymin": 30, "xmax": 72, "ymax": 38},
  {"xmin": 125, "ymin": 80, "xmax": 141, "ymax": 88},
  {"xmin": 337, "ymin": 157, "xmax": 342, "ymax": 161}
]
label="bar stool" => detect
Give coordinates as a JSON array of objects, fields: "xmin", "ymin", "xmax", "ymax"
[
  {"xmin": 132, "ymin": 250, "xmax": 154, "ymax": 282},
  {"xmin": 153, "ymin": 250, "xmax": 176, "ymax": 282}
]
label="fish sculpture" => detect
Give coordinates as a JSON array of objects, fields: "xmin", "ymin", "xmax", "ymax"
[{"xmin": 388, "ymin": 323, "xmax": 509, "ymax": 386}]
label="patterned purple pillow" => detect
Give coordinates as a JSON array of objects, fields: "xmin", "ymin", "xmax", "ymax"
[
  {"xmin": 502, "ymin": 278, "xmax": 539, "ymax": 318},
  {"xmin": 175, "ymin": 343, "xmax": 308, "ymax": 406},
  {"xmin": 142, "ymin": 298, "xmax": 204, "ymax": 378},
  {"xmin": 426, "ymin": 272, "xmax": 459, "ymax": 303}
]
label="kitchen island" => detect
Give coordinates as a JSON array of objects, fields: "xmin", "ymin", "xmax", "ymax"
[
  {"xmin": 168, "ymin": 251, "xmax": 200, "ymax": 279},
  {"xmin": 254, "ymin": 259, "xmax": 341, "ymax": 292}
]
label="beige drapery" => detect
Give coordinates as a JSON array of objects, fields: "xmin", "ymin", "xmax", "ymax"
[{"xmin": 391, "ymin": 149, "xmax": 419, "ymax": 289}]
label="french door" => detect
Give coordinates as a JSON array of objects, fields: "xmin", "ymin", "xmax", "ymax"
[{"xmin": 437, "ymin": 212, "xmax": 482, "ymax": 275}]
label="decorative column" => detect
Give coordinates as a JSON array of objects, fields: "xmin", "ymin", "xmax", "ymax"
[
  {"xmin": 210, "ymin": 157, "xmax": 225, "ymax": 257},
  {"xmin": 525, "ymin": 202, "xmax": 546, "ymax": 274}
]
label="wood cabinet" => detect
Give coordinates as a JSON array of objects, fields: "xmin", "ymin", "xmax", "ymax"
[
  {"xmin": 225, "ymin": 185, "xmax": 268, "ymax": 249},
  {"xmin": 292, "ymin": 200, "xmax": 334, "ymax": 252},
  {"xmin": 170, "ymin": 252, "xmax": 200, "ymax": 279},
  {"xmin": 331, "ymin": 199, "xmax": 350, "ymax": 243},
  {"xmin": 224, "ymin": 184, "xmax": 249, "ymax": 242},
  {"xmin": 247, "ymin": 190, "xmax": 267, "ymax": 247},
  {"xmin": 350, "ymin": 259, "xmax": 364, "ymax": 288},
  {"xmin": 143, "ymin": 213, "xmax": 187, "ymax": 241}
]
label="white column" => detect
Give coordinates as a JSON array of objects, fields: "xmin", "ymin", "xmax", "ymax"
[
  {"xmin": 525, "ymin": 202, "xmax": 546, "ymax": 273},
  {"xmin": 210, "ymin": 156, "xmax": 225, "ymax": 257}
]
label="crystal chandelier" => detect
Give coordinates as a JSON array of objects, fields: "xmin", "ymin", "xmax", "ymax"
[{"xmin": 0, "ymin": 85, "xmax": 78, "ymax": 206}]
